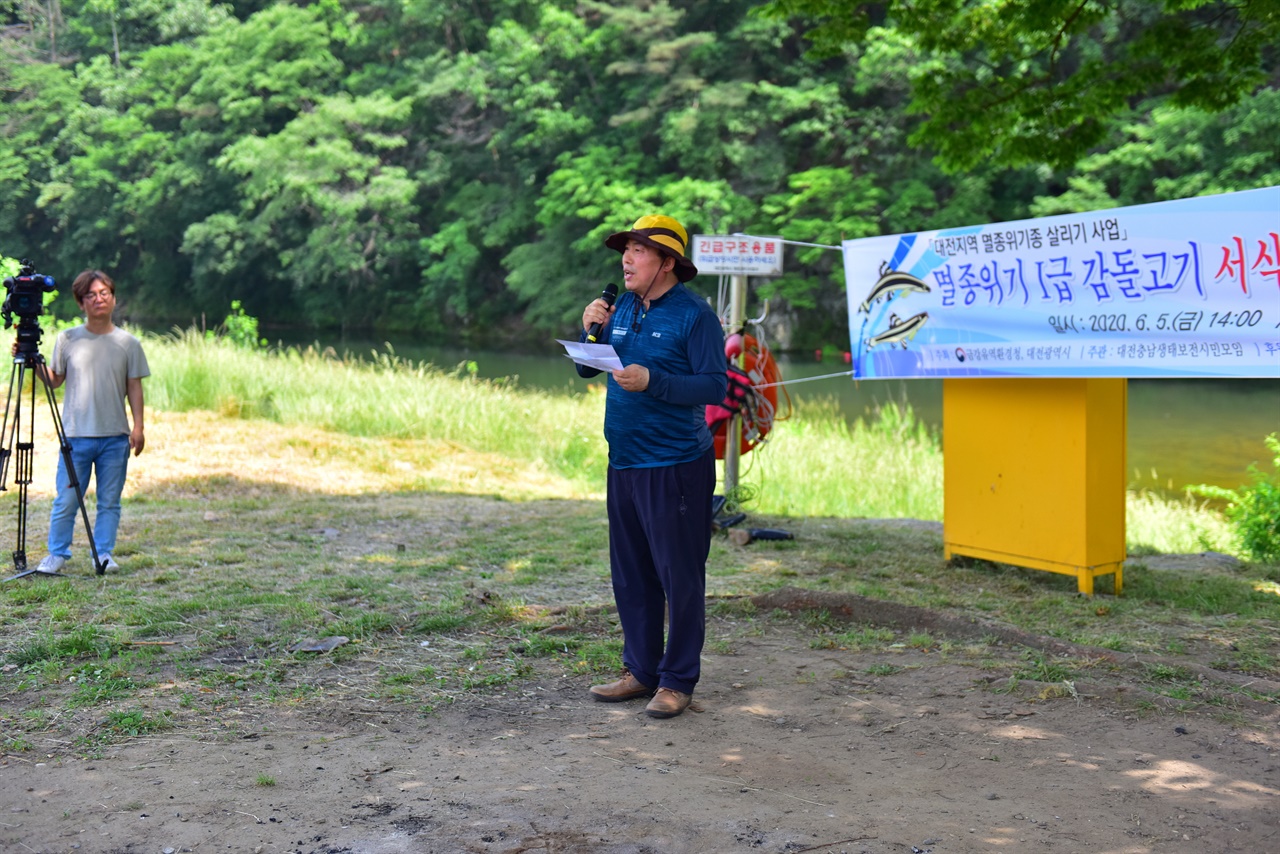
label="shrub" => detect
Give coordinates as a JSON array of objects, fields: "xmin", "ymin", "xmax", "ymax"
[
  {"xmin": 207, "ymin": 300, "xmax": 266, "ymax": 349},
  {"xmin": 1190, "ymin": 433, "xmax": 1280, "ymax": 562}
]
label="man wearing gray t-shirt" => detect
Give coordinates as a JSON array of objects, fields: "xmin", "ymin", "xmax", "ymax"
[{"xmin": 33, "ymin": 270, "xmax": 149, "ymax": 574}]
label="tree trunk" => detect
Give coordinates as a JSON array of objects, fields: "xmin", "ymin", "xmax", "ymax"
[{"xmin": 46, "ymin": 0, "xmax": 59, "ymax": 61}]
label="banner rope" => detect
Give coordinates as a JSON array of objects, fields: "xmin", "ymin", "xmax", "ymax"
[{"xmin": 754, "ymin": 369, "xmax": 853, "ymax": 389}]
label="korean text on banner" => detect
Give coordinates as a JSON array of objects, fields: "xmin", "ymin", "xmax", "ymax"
[{"xmin": 841, "ymin": 186, "xmax": 1280, "ymax": 379}]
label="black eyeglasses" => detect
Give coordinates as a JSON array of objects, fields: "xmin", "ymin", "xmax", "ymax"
[{"xmin": 630, "ymin": 298, "xmax": 645, "ymax": 334}]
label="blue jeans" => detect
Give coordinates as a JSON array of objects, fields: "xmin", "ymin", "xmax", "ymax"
[{"xmin": 47, "ymin": 434, "xmax": 131, "ymax": 559}]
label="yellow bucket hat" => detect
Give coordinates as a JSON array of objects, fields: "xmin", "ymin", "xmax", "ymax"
[{"xmin": 604, "ymin": 214, "xmax": 698, "ymax": 282}]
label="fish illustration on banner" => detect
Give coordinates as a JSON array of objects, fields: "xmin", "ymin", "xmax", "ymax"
[
  {"xmin": 867, "ymin": 312, "xmax": 929, "ymax": 350},
  {"xmin": 858, "ymin": 263, "xmax": 933, "ymax": 313},
  {"xmin": 857, "ymin": 258, "xmax": 933, "ymax": 353}
]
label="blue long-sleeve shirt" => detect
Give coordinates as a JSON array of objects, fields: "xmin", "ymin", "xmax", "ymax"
[{"xmin": 577, "ymin": 284, "xmax": 727, "ymax": 469}]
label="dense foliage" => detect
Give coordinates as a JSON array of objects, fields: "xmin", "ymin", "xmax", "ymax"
[
  {"xmin": 2, "ymin": 1, "xmax": 1276, "ymax": 345},
  {"xmin": 1192, "ymin": 434, "xmax": 1280, "ymax": 562},
  {"xmin": 763, "ymin": 0, "xmax": 1280, "ymax": 170}
]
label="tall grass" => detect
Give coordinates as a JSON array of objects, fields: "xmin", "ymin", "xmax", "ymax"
[
  {"xmin": 743, "ymin": 396, "xmax": 943, "ymax": 520},
  {"xmin": 147, "ymin": 329, "xmax": 609, "ymax": 490},
  {"xmin": 1126, "ymin": 490, "xmax": 1236, "ymax": 555},
  {"xmin": 145, "ymin": 330, "xmax": 1236, "ymax": 555}
]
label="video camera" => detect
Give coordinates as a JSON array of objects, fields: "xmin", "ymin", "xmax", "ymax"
[{"xmin": 3, "ymin": 259, "xmax": 56, "ymax": 356}]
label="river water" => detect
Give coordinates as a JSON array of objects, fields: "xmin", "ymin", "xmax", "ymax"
[{"xmin": 279, "ymin": 336, "xmax": 1276, "ymax": 496}]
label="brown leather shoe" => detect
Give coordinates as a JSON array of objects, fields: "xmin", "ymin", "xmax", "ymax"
[
  {"xmin": 589, "ymin": 670, "xmax": 653, "ymax": 702},
  {"xmin": 644, "ymin": 687, "xmax": 691, "ymax": 718}
]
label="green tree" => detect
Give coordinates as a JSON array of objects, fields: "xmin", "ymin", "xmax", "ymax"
[
  {"xmin": 59, "ymin": 0, "xmax": 230, "ymax": 63},
  {"xmin": 0, "ymin": 62, "xmax": 84, "ymax": 266},
  {"xmin": 1032, "ymin": 88, "xmax": 1280, "ymax": 215},
  {"xmin": 405, "ymin": 3, "xmax": 605, "ymax": 339},
  {"xmin": 505, "ymin": 143, "xmax": 755, "ymax": 331},
  {"xmin": 761, "ymin": 0, "xmax": 1280, "ymax": 171},
  {"xmin": 192, "ymin": 92, "xmax": 419, "ymax": 331},
  {"xmin": 19, "ymin": 3, "xmax": 359, "ymax": 321},
  {"xmin": 5, "ymin": 0, "xmax": 1272, "ymax": 345}
]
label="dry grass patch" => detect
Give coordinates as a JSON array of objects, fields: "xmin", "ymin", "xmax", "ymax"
[
  {"xmin": 130, "ymin": 410, "xmax": 601, "ymax": 501},
  {"xmin": 14, "ymin": 408, "xmax": 597, "ymax": 503}
]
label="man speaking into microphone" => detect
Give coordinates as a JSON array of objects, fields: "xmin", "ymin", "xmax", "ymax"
[{"xmin": 575, "ymin": 214, "xmax": 726, "ymax": 719}]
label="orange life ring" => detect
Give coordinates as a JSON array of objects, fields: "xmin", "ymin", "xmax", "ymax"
[{"xmin": 711, "ymin": 335, "xmax": 779, "ymax": 459}]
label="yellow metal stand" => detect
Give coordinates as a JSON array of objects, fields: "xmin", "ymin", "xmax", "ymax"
[{"xmin": 942, "ymin": 378, "xmax": 1127, "ymax": 595}]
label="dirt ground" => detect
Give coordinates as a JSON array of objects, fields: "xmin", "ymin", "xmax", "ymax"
[
  {"xmin": 2, "ymin": 412, "xmax": 1278, "ymax": 853},
  {"xmin": 4, "ymin": 613, "xmax": 1278, "ymax": 854}
]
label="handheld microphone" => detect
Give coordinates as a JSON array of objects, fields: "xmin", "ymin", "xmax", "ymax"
[{"xmin": 585, "ymin": 283, "xmax": 619, "ymax": 343}]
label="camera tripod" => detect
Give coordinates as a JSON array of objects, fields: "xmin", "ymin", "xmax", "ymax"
[{"xmin": 0, "ymin": 348, "xmax": 104, "ymax": 581}]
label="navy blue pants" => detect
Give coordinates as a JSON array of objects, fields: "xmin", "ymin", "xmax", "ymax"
[{"xmin": 606, "ymin": 446, "xmax": 715, "ymax": 695}]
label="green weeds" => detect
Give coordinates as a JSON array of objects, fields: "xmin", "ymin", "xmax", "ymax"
[
  {"xmin": 835, "ymin": 626, "xmax": 897, "ymax": 650},
  {"xmin": 4, "ymin": 735, "xmax": 34, "ymax": 752},
  {"xmin": 9, "ymin": 625, "xmax": 111, "ymax": 668},
  {"xmin": 1012, "ymin": 653, "xmax": 1077, "ymax": 683},
  {"xmin": 103, "ymin": 708, "xmax": 173, "ymax": 737},
  {"xmin": 1189, "ymin": 433, "xmax": 1280, "ymax": 561}
]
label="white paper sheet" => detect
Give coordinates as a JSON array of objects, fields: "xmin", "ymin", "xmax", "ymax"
[{"xmin": 556, "ymin": 339, "xmax": 623, "ymax": 373}]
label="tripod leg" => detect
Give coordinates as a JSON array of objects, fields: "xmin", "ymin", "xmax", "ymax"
[
  {"xmin": 2, "ymin": 360, "xmax": 67, "ymax": 581},
  {"xmin": 0, "ymin": 357, "xmax": 22, "ymax": 489}
]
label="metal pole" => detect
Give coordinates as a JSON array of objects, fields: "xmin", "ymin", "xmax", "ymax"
[{"xmin": 723, "ymin": 274, "xmax": 747, "ymax": 498}]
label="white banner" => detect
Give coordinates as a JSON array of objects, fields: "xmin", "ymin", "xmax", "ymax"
[
  {"xmin": 693, "ymin": 234, "xmax": 784, "ymax": 276},
  {"xmin": 842, "ymin": 187, "xmax": 1280, "ymax": 378}
]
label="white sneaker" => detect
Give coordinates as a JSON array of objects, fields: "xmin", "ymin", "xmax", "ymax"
[
  {"xmin": 97, "ymin": 554, "xmax": 120, "ymax": 572},
  {"xmin": 37, "ymin": 555, "xmax": 66, "ymax": 573}
]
